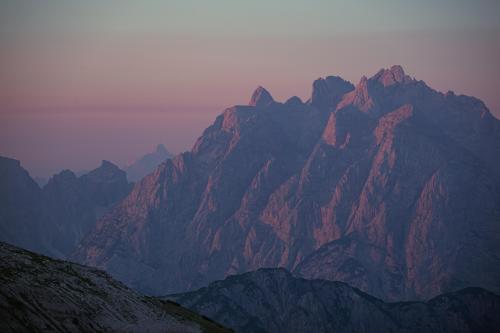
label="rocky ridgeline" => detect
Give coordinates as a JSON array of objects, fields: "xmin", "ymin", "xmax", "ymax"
[
  {"xmin": 170, "ymin": 268, "xmax": 500, "ymax": 333},
  {"xmin": 73, "ymin": 66, "xmax": 500, "ymax": 300}
]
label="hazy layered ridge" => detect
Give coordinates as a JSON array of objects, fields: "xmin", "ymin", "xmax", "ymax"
[
  {"xmin": 73, "ymin": 66, "xmax": 500, "ymax": 300},
  {"xmin": 169, "ymin": 268, "xmax": 500, "ymax": 333},
  {"xmin": 0, "ymin": 157, "xmax": 45, "ymax": 254},
  {"xmin": 0, "ymin": 241, "xmax": 232, "ymax": 333},
  {"xmin": 124, "ymin": 144, "xmax": 173, "ymax": 182},
  {"xmin": 0, "ymin": 158, "xmax": 132, "ymax": 258}
]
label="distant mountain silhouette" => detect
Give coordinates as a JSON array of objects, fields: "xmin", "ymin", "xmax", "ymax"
[
  {"xmin": 0, "ymin": 158, "xmax": 132, "ymax": 258},
  {"xmin": 73, "ymin": 66, "xmax": 500, "ymax": 300},
  {"xmin": 125, "ymin": 144, "xmax": 173, "ymax": 182},
  {"xmin": 0, "ymin": 156, "xmax": 45, "ymax": 255},
  {"xmin": 170, "ymin": 268, "xmax": 500, "ymax": 333}
]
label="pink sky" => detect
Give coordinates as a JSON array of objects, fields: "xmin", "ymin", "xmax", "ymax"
[{"xmin": 1, "ymin": 1, "xmax": 499, "ymax": 177}]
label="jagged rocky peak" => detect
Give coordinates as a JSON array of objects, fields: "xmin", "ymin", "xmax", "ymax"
[
  {"xmin": 0, "ymin": 156, "xmax": 36, "ymax": 185},
  {"xmin": 0, "ymin": 157, "xmax": 36, "ymax": 186},
  {"xmin": 48, "ymin": 169, "xmax": 77, "ymax": 182},
  {"xmin": 124, "ymin": 144, "xmax": 173, "ymax": 182},
  {"xmin": 43, "ymin": 170, "xmax": 79, "ymax": 192},
  {"xmin": 371, "ymin": 65, "xmax": 413, "ymax": 87},
  {"xmin": 0, "ymin": 156, "xmax": 44, "ymax": 255},
  {"xmin": 336, "ymin": 75, "xmax": 375, "ymax": 113},
  {"xmin": 0, "ymin": 155, "xmax": 21, "ymax": 169},
  {"xmin": 285, "ymin": 96, "xmax": 303, "ymax": 106},
  {"xmin": 249, "ymin": 86, "xmax": 274, "ymax": 107},
  {"xmin": 84, "ymin": 160, "xmax": 126, "ymax": 181},
  {"xmin": 0, "ymin": 156, "xmax": 39, "ymax": 192},
  {"xmin": 310, "ymin": 75, "xmax": 354, "ymax": 108},
  {"xmin": 155, "ymin": 143, "xmax": 168, "ymax": 153},
  {"xmin": 99, "ymin": 159, "xmax": 120, "ymax": 170},
  {"xmin": 79, "ymin": 160, "xmax": 131, "ymax": 207}
]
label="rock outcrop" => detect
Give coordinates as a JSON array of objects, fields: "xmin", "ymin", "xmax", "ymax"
[{"xmin": 248, "ymin": 86, "xmax": 274, "ymax": 107}]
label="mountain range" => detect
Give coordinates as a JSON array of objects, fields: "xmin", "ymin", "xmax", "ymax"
[
  {"xmin": 0, "ymin": 158, "xmax": 132, "ymax": 258},
  {"xmin": 169, "ymin": 268, "xmax": 500, "ymax": 333},
  {"xmin": 71, "ymin": 65, "xmax": 500, "ymax": 300},
  {"xmin": 5, "ymin": 240, "xmax": 497, "ymax": 333},
  {"xmin": 0, "ymin": 143, "xmax": 173, "ymax": 259}
]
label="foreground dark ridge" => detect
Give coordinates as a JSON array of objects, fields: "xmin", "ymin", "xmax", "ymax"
[
  {"xmin": 169, "ymin": 268, "xmax": 500, "ymax": 333},
  {"xmin": 0, "ymin": 242, "xmax": 232, "ymax": 333},
  {"xmin": 73, "ymin": 65, "xmax": 500, "ymax": 300}
]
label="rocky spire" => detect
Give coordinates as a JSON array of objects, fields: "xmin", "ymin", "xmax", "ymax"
[
  {"xmin": 335, "ymin": 75, "xmax": 375, "ymax": 113},
  {"xmin": 249, "ymin": 86, "xmax": 274, "ymax": 107},
  {"xmin": 156, "ymin": 144, "xmax": 168, "ymax": 154},
  {"xmin": 285, "ymin": 96, "xmax": 303, "ymax": 106},
  {"xmin": 371, "ymin": 65, "xmax": 412, "ymax": 87},
  {"xmin": 310, "ymin": 76, "xmax": 354, "ymax": 109}
]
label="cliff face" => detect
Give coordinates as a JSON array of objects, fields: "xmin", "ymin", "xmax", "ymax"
[
  {"xmin": 170, "ymin": 268, "xmax": 500, "ymax": 333},
  {"xmin": 0, "ymin": 241, "xmax": 231, "ymax": 333},
  {"xmin": 74, "ymin": 66, "xmax": 500, "ymax": 300}
]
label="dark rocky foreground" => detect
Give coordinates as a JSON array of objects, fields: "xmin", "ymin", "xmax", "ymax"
[{"xmin": 0, "ymin": 242, "xmax": 232, "ymax": 333}]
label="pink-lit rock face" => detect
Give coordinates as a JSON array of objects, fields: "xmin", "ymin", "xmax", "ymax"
[
  {"xmin": 248, "ymin": 86, "xmax": 274, "ymax": 107},
  {"xmin": 73, "ymin": 66, "xmax": 500, "ymax": 301},
  {"xmin": 372, "ymin": 65, "xmax": 413, "ymax": 87},
  {"xmin": 311, "ymin": 76, "xmax": 354, "ymax": 109}
]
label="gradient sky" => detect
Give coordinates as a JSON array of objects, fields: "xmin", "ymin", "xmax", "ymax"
[{"xmin": 1, "ymin": 0, "xmax": 499, "ymax": 178}]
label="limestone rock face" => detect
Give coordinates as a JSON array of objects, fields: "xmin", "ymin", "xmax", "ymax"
[
  {"xmin": 170, "ymin": 268, "xmax": 500, "ymax": 333},
  {"xmin": 73, "ymin": 66, "xmax": 500, "ymax": 300}
]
